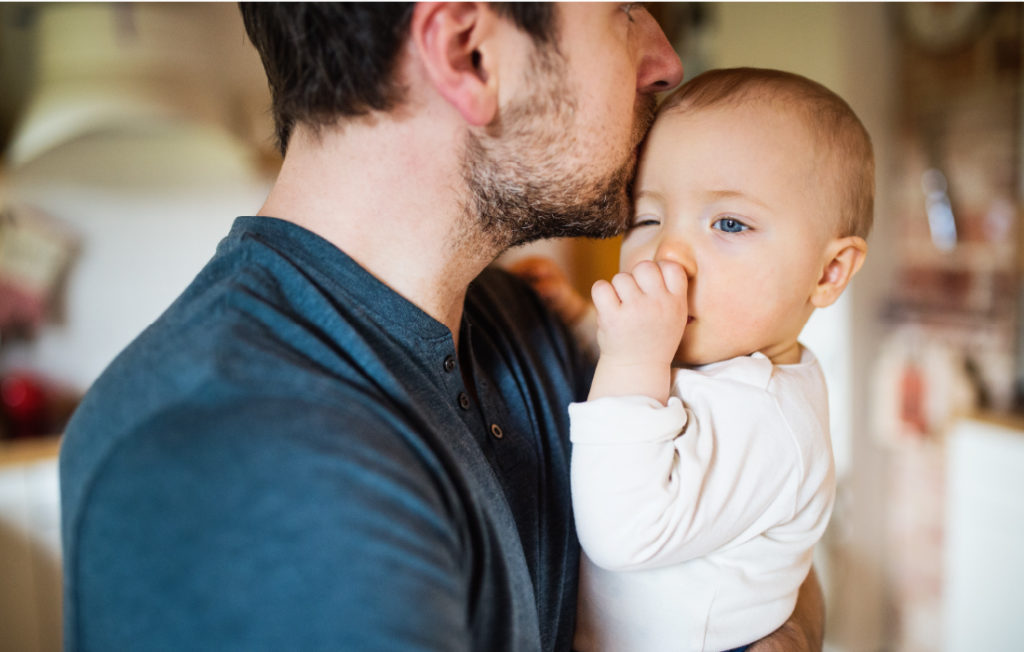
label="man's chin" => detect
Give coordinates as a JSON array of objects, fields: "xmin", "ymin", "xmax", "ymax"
[
  {"xmin": 503, "ymin": 202, "xmax": 629, "ymax": 247},
  {"xmin": 464, "ymin": 129, "xmax": 637, "ymax": 246}
]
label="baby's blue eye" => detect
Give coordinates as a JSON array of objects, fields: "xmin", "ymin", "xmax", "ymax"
[{"xmin": 712, "ymin": 217, "xmax": 748, "ymax": 233}]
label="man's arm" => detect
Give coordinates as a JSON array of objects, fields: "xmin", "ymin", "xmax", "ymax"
[{"xmin": 749, "ymin": 566, "xmax": 825, "ymax": 651}]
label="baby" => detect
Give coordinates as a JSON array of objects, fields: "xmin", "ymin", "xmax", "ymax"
[{"xmin": 515, "ymin": 67, "xmax": 873, "ymax": 651}]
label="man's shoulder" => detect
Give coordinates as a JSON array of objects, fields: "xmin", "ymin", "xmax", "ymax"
[
  {"xmin": 60, "ymin": 349, "xmax": 417, "ymax": 509},
  {"xmin": 58, "ymin": 251, "xmax": 437, "ymax": 527}
]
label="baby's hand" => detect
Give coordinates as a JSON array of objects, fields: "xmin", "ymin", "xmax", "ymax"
[
  {"xmin": 588, "ymin": 260, "xmax": 688, "ymax": 403},
  {"xmin": 506, "ymin": 256, "xmax": 589, "ymax": 326}
]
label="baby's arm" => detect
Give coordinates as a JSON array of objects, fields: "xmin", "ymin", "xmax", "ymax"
[{"xmin": 588, "ymin": 260, "xmax": 688, "ymax": 405}]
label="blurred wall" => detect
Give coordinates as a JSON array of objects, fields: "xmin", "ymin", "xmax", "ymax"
[{"xmin": 0, "ymin": 3, "xmax": 277, "ymax": 391}]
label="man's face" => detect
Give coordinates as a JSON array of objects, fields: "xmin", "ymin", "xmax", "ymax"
[{"xmin": 465, "ymin": 3, "xmax": 683, "ymax": 250}]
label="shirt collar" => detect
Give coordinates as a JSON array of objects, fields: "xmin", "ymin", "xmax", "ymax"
[{"xmin": 227, "ymin": 216, "xmax": 453, "ymax": 343}]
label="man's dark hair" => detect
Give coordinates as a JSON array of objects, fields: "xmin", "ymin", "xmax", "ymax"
[{"xmin": 239, "ymin": 2, "xmax": 557, "ymax": 155}]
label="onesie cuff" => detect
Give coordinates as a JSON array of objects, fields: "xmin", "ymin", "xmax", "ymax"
[{"xmin": 569, "ymin": 395, "xmax": 688, "ymax": 445}]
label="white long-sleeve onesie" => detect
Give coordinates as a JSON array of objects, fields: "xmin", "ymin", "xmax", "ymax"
[{"xmin": 570, "ymin": 348, "xmax": 835, "ymax": 652}]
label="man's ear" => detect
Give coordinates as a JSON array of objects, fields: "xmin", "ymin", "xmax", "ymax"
[
  {"xmin": 811, "ymin": 236, "xmax": 868, "ymax": 308},
  {"xmin": 410, "ymin": 2, "xmax": 499, "ymax": 126}
]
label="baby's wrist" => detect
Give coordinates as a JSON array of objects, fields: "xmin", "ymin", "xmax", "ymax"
[
  {"xmin": 595, "ymin": 339, "xmax": 676, "ymax": 373},
  {"xmin": 588, "ymin": 355, "xmax": 673, "ymax": 405}
]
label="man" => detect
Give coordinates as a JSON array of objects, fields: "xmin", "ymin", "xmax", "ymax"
[{"xmin": 60, "ymin": 3, "xmax": 822, "ymax": 649}]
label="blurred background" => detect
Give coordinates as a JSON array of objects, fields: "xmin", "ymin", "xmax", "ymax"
[{"xmin": 0, "ymin": 3, "xmax": 1021, "ymax": 651}]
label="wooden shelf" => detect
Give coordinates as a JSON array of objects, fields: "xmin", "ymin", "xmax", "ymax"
[
  {"xmin": 969, "ymin": 411, "xmax": 1024, "ymax": 433},
  {"xmin": 0, "ymin": 436, "xmax": 61, "ymax": 468}
]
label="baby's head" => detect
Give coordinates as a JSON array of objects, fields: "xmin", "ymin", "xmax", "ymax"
[{"xmin": 624, "ymin": 67, "xmax": 874, "ymax": 366}]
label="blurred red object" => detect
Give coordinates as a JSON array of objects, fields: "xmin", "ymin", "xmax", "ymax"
[{"xmin": 1, "ymin": 372, "xmax": 78, "ymax": 439}]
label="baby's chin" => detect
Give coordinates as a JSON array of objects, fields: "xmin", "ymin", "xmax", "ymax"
[
  {"xmin": 672, "ymin": 345, "xmax": 749, "ymax": 369},
  {"xmin": 672, "ymin": 351, "xmax": 717, "ymax": 369}
]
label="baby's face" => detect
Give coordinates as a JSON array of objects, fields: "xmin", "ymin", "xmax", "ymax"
[{"xmin": 622, "ymin": 101, "xmax": 837, "ymax": 366}]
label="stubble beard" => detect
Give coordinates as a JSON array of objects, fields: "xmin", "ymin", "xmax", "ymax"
[{"xmin": 460, "ymin": 46, "xmax": 657, "ymax": 252}]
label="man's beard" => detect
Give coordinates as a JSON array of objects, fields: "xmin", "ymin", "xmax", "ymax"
[{"xmin": 461, "ymin": 47, "xmax": 656, "ymax": 252}]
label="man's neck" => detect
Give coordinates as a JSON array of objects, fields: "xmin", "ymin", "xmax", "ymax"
[{"xmin": 257, "ymin": 117, "xmax": 498, "ymax": 343}]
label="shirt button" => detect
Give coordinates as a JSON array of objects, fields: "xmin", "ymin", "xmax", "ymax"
[
  {"xmin": 458, "ymin": 392, "xmax": 471, "ymax": 410},
  {"xmin": 443, "ymin": 356, "xmax": 456, "ymax": 373},
  {"xmin": 490, "ymin": 424, "xmax": 504, "ymax": 439}
]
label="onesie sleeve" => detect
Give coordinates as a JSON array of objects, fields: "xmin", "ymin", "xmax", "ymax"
[{"xmin": 569, "ymin": 378, "xmax": 805, "ymax": 572}]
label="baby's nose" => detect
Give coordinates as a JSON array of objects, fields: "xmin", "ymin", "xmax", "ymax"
[{"xmin": 654, "ymin": 241, "xmax": 696, "ymax": 279}]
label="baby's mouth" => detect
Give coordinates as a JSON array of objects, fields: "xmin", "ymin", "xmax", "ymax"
[{"xmin": 686, "ymin": 316, "xmax": 695, "ymax": 324}]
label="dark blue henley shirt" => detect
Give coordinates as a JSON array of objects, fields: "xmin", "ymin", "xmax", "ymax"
[{"xmin": 60, "ymin": 216, "xmax": 590, "ymax": 651}]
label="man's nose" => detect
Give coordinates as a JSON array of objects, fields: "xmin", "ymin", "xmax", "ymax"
[{"xmin": 634, "ymin": 9, "xmax": 684, "ymax": 94}]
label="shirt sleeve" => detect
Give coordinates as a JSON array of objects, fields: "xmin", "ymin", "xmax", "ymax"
[
  {"xmin": 569, "ymin": 387, "xmax": 804, "ymax": 572},
  {"xmin": 65, "ymin": 397, "xmax": 473, "ymax": 652}
]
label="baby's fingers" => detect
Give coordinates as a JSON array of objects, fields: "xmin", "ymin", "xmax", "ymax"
[
  {"xmin": 591, "ymin": 279, "xmax": 620, "ymax": 314},
  {"xmin": 609, "ymin": 271, "xmax": 643, "ymax": 303},
  {"xmin": 659, "ymin": 260, "xmax": 688, "ymax": 296},
  {"xmin": 630, "ymin": 260, "xmax": 668, "ymax": 295}
]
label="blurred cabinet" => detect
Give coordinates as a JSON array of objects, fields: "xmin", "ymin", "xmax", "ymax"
[
  {"xmin": 885, "ymin": 2, "xmax": 1021, "ymax": 411},
  {"xmin": 944, "ymin": 417, "xmax": 1024, "ymax": 649}
]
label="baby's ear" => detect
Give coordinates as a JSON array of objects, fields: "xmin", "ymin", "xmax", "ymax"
[{"xmin": 811, "ymin": 236, "xmax": 868, "ymax": 308}]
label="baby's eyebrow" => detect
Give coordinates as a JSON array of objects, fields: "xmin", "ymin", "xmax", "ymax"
[
  {"xmin": 633, "ymin": 189, "xmax": 664, "ymax": 203},
  {"xmin": 704, "ymin": 188, "xmax": 771, "ymax": 210}
]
